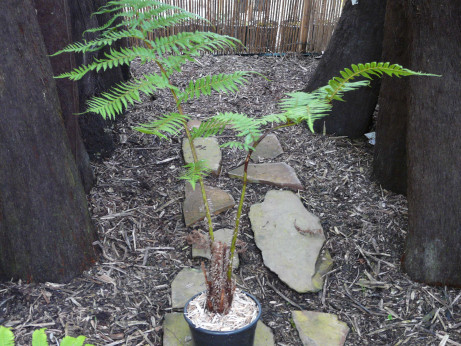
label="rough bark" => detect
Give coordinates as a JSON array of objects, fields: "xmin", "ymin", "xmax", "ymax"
[
  {"xmin": 69, "ymin": 0, "xmax": 130, "ymax": 160},
  {"xmin": 302, "ymin": 0, "xmax": 387, "ymax": 138},
  {"xmin": 372, "ymin": 0, "xmax": 411, "ymax": 195},
  {"xmin": 33, "ymin": 0, "xmax": 95, "ymax": 193},
  {"xmin": 0, "ymin": 0, "xmax": 97, "ymax": 283},
  {"xmin": 402, "ymin": 1, "xmax": 461, "ymax": 286}
]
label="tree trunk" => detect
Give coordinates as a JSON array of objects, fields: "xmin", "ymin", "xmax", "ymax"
[
  {"xmin": 0, "ymin": 0, "xmax": 97, "ymax": 283},
  {"xmin": 402, "ymin": 0, "xmax": 461, "ymax": 286},
  {"xmin": 372, "ymin": 0, "xmax": 411, "ymax": 195},
  {"xmin": 33, "ymin": 0, "xmax": 95, "ymax": 193},
  {"xmin": 69, "ymin": 0, "xmax": 130, "ymax": 160},
  {"xmin": 302, "ymin": 0, "xmax": 387, "ymax": 138}
]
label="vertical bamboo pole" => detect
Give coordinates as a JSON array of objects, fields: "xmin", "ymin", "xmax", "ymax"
[{"xmin": 298, "ymin": 0, "xmax": 311, "ymax": 52}]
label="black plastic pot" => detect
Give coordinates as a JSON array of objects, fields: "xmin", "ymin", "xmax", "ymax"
[{"xmin": 184, "ymin": 291, "xmax": 261, "ymax": 346}]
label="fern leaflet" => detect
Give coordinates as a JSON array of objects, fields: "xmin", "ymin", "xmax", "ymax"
[
  {"xmin": 133, "ymin": 113, "xmax": 190, "ymax": 139},
  {"xmin": 179, "ymin": 161, "xmax": 211, "ymax": 190}
]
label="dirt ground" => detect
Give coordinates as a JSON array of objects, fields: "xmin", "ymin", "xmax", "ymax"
[{"xmin": 1, "ymin": 55, "xmax": 460, "ymax": 345}]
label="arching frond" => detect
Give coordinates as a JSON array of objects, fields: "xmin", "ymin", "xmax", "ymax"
[
  {"xmin": 133, "ymin": 113, "xmax": 190, "ymax": 139},
  {"xmin": 325, "ymin": 62, "xmax": 440, "ymax": 102},
  {"xmin": 179, "ymin": 161, "xmax": 211, "ymax": 189},
  {"xmin": 55, "ymin": 47, "xmax": 156, "ymax": 81},
  {"xmin": 179, "ymin": 71, "xmax": 252, "ymax": 102},
  {"xmin": 51, "ymin": 29, "xmax": 143, "ymax": 56},
  {"xmin": 86, "ymin": 73, "xmax": 175, "ymax": 119}
]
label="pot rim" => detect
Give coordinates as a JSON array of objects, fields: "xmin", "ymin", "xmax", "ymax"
[{"xmin": 183, "ymin": 290, "xmax": 262, "ymax": 336}]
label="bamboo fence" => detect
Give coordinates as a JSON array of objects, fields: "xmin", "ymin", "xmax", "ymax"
[{"xmin": 129, "ymin": 0, "xmax": 343, "ymax": 54}]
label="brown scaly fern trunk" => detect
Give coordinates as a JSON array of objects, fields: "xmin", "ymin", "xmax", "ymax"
[{"xmin": 202, "ymin": 241, "xmax": 236, "ymax": 314}]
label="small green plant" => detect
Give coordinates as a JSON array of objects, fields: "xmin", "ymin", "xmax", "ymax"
[
  {"xmin": 53, "ymin": 0, "xmax": 438, "ymax": 317},
  {"xmin": 0, "ymin": 326, "xmax": 93, "ymax": 346}
]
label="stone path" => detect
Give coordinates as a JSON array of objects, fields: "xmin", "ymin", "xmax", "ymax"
[
  {"xmin": 249, "ymin": 190, "xmax": 332, "ymax": 293},
  {"xmin": 228, "ymin": 162, "xmax": 303, "ymax": 190},
  {"xmin": 183, "ymin": 183, "xmax": 235, "ymax": 226},
  {"xmin": 171, "ymin": 268, "xmax": 206, "ymax": 309},
  {"xmin": 171, "ymin": 134, "xmax": 344, "ymax": 344},
  {"xmin": 292, "ymin": 311, "xmax": 349, "ymax": 346}
]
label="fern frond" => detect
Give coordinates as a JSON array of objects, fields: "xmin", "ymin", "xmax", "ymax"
[
  {"xmin": 179, "ymin": 161, "xmax": 211, "ymax": 189},
  {"xmin": 55, "ymin": 47, "xmax": 156, "ymax": 81},
  {"xmin": 86, "ymin": 73, "xmax": 175, "ymax": 119},
  {"xmin": 133, "ymin": 113, "xmax": 190, "ymax": 139},
  {"xmin": 191, "ymin": 118, "xmax": 228, "ymax": 139},
  {"xmin": 257, "ymin": 113, "xmax": 288, "ymax": 126},
  {"xmin": 213, "ymin": 112, "xmax": 262, "ymax": 140},
  {"xmin": 156, "ymin": 32, "xmax": 240, "ymax": 75},
  {"xmin": 0, "ymin": 326, "xmax": 14, "ymax": 346},
  {"xmin": 179, "ymin": 71, "xmax": 253, "ymax": 102},
  {"xmin": 51, "ymin": 28, "xmax": 143, "ymax": 56},
  {"xmin": 325, "ymin": 62, "xmax": 440, "ymax": 102},
  {"xmin": 278, "ymin": 91, "xmax": 333, "ymax": 132}
]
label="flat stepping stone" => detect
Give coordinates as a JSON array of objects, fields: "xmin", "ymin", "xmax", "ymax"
[
  {"xmin": 163, "ymin": 312, "xmax": 275, "ymax": 346},
  {"xmin": 182, "ymin": 137, "xmax": 222, "ymax": 175},
  {"xmin": 251, "ymin": 134, "xmax": 284, "ymax": 162},
  {"xmin": 171, "ymin": 268, "xmax": 206, "ymax": 309},
  {"xmin": 183, "ymin": 183, "xmax": 235, "ymax": 227},
  {"xmin": 292, "ymin": 311, "xmax": 349, "ymax": 346},
  {"xmin": 228, "ymin": 162, "xmax": 303, "ymax": 190},
  {"xmin": 192, "ymin": 228, "xmax": 239, "ymax": 268},
  {"xmin": 249, "ymin": 190, "xmax": 329, "ymax": 293}
]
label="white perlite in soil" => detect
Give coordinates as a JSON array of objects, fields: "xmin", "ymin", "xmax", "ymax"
[{"xmin": 185, "ymin": 289, "xmax": 259, "ymax": 331}]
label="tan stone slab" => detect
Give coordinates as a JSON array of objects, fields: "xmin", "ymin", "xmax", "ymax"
[
  {"xmin": 182, "ymin": 137, "xmax": 222, "ymax": 175},
  {"xmin": 251, "ymin": 134, "xmax": 284, "ymax": 162},
  {"xmin": 163, "ymin": 312, "xmax": 274, "ymax": 346},
  {"xmin": 228, "ymin": 162, "xmax": 303, "ymax": 190},
  {"xmin": 171, "ymin": 268, "xmax": 206, "ymax": 309},
  {"xmin": 192, "ymin": 228, "xmax": 239, "ymax": 268},
  {"xmin": 249, "ymin": 190, "xmax": 325, "ymax": 293},
  {"xmin": 183, "ymin": 183, "xmax": 235, "ymax": 227},
  {"xmin": 292, "ymin": 310, "xmax": 350, "ymax": 346}
]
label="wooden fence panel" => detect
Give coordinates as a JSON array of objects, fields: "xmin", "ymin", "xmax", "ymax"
[{"xmin": 129, "ymin": 0, "xmax": 343, "ymax": 54}]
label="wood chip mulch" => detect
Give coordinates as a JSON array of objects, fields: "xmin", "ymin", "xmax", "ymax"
[{"xmin": 1, "ymin": 55, "xmax": 460, "ymax": 345}]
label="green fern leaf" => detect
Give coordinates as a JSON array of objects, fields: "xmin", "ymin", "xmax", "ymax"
[
  {"xmin": 191, "ymin": 118, "xmax": 228, "ymax": 139},
  {"xmin": 325, "ymin": 62, "xmax": 440, "ymax": 103},
  {"xmin": 60, "ymin": 335, "xmax": 92, "ymax": 346},
  {"xmin": 86, "ymin": 73, "xmax": 175, "ymax": 119},
  {"xmin": 179, "ymin": 161, "xmax": 211, "ymax": 189},
  {"xmin": 213, "ymin": 112, "xmax": 262, "ymax": 139},
  {"xmin": 32, "ymin": 328, "xmax": 48, "ymax": 346},
  {"xmin": 0, "ymin": 326, "xmax": 15, "ymax": 346},
  {"xmin": 134, "ymin": 113, "xmax": 190, "ymax": 139},
  {"xmin": 180, "ymin": 71, "xmax": 254, "ymax": 102}
]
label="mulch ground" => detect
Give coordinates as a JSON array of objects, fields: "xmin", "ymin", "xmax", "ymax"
[{"xmin": 1, "ymin": 55, "xmax": 460, "ymax": 346}]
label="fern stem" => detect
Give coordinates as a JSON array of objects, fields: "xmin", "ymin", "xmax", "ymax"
[{"xmin": 154, "ymin": 59, "xmax": 215, "ymax": 241}]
